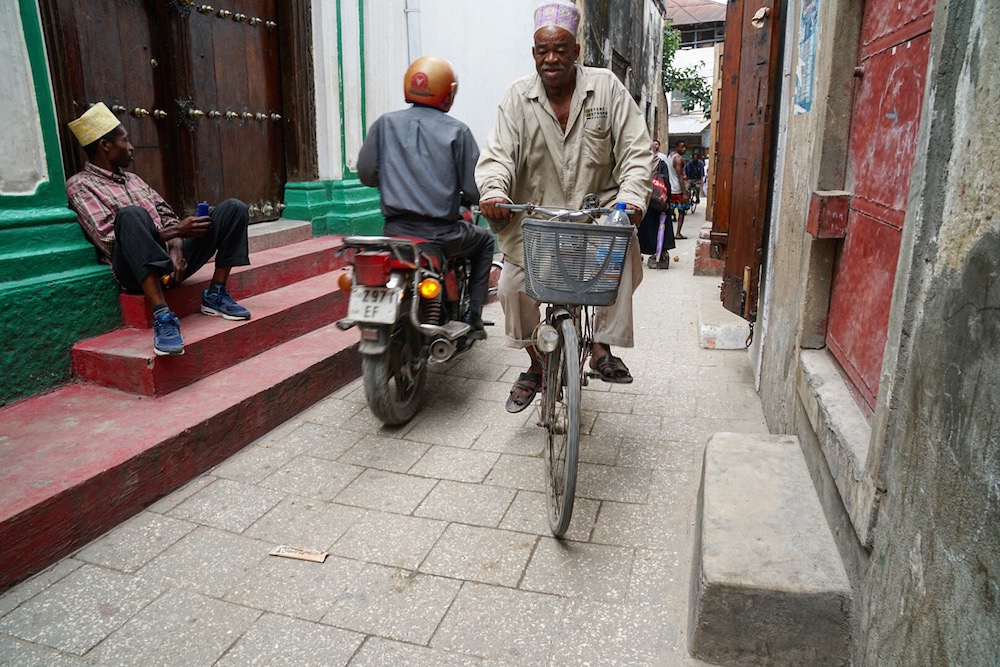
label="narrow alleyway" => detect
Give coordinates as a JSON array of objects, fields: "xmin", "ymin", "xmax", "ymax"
[{"xmin": 0, "ymin": 211, "xmax": 769, "ymax": 666}]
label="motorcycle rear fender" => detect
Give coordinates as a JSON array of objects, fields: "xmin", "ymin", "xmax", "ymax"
[{"xmin": 357, "ymin": 324, "xmax": 390, "ymax": 355}]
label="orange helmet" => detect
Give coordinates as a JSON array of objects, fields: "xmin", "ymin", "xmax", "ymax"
[{"xmin": 403, "ymin": 56, "xmax": 458, "ymax": 112}]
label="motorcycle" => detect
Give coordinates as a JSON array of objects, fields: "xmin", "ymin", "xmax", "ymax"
[{"xmin": 336, "ymin": 233, "xmax": 496, "ymax": 425}]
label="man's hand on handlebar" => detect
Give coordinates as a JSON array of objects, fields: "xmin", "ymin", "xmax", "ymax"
[
  {"xmin": 480, "ymin": 197, "xmax": 514, "ymax": 222},
  {"xmin": 623, "ymin": 204, "xmax": 642, "ymax": 225}
]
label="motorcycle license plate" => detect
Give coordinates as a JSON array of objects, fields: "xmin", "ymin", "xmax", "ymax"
[{"xmin": 348, "ymin": 286, "xmax": 402, "ymax": 324}]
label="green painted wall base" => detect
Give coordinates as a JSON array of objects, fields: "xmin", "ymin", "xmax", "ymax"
[
  {"xmin": 283, "ymin": 178, "xmax": 383, "ymax": 236},
  {"xmin": 1, "ymin": 267, "xmax": 121, "ymax": 406},
  {"xmin": 1, "ymin": 203, "xmax": 124, "ymax": 406}
]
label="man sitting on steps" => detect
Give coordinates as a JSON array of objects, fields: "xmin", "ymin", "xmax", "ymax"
[{"xmin": 66, "ymin": 102, "xmax": 252, "ymax": 357}]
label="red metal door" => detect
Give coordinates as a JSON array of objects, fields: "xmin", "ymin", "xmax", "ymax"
[{"xmin": 825, "ymin": 0, "xmax": 935, "ymax": 414}]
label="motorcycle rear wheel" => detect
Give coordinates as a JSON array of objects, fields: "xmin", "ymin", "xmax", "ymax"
[{"xmin": 362, "ymin": 321, "xmax": 426, "ymax": 426}]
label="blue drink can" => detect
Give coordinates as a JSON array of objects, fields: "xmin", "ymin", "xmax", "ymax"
[{"xmin": 197, "ymin": 202, "xmax": 210, "ymax": 217}]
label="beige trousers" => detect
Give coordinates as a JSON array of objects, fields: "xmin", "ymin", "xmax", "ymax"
[{"xmin": 498, "ymin": 227, "xmax": 643, "ymax": 349}]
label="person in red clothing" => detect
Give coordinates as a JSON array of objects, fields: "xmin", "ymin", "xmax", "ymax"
[{"xmin": 66, "ymin": 102, "xmax": 251, "ymax": 356}]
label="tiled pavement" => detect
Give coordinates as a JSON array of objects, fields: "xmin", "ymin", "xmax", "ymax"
[{"xmin": 0, "ymin": 211, "xmax": 770, "ymax": 666}]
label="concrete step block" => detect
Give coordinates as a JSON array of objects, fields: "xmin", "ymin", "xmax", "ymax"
[
  {"xmin": 0, "ymin": 322, "xmax": 360, "ymax": 590},
  {"xmin": 248, "ymin": 218, "xmax": 314, "ymax": 253},
  {"xmin": 694, "ymin": 224, "xmax": 725, "ymax": 277},
  {"xmin": 698, "ymin": 299, "xmax": 750, "ymax": 349},
  {"xmin": 689, "ymin": 432, "xmax": 852, "ymax": 666},
  {"xmin": 119, "ymin": 235, "xmax": 346, "ymax": 329},
  {"xmin": 73, "ymin": 270, "xmax": 350, "ymax": 396}
]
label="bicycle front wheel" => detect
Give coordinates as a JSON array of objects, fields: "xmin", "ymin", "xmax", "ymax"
[{"xmin": 542, "ymin": 317, "xmax": 581, "ymax": 537}]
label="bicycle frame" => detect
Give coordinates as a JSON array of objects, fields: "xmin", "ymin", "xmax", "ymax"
[{"xmin": 496, "ymin": 200, "xmax": 625, "ymax": 537}]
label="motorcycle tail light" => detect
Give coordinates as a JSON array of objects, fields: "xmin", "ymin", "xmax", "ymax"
[
  {"xmin": 419, "ymin": 278, "xmax": 441, "ymax": 299},
  {"xmin": 337, "ymin": 271, "xmax": 353, "ymax": 292},
  {"xmin": 354, "ymin": 251, "xmax": 391, "ymax": 286}
]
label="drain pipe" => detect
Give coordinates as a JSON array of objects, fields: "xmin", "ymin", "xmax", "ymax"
[{"xmin": 405, "ymin": 0, "xmax": 422, "ymax": 63}]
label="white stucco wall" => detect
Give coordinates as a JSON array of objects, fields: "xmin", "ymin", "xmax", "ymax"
[
  {"xmin": 312, "ymin": 1, "xmax": 345, "ymax": 182},
  {"xmin": 420, "ymin": 0, "xmax": 538, "ymax": 148},
  {"xmin": 0, "ymin": 2, "xmax": 48, "ymax": 195},
  {"xmin": 316, "ymin": 1, "xmax": 663, "ymax": 181},
  {"xmin": 316, "ymin": 0, "xmax": 539, "ymax": 181}
]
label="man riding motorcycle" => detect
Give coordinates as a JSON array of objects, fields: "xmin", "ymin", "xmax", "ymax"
[{"xmin": 356, "ymin": 55, "xmax": 494, "ymax": 338}]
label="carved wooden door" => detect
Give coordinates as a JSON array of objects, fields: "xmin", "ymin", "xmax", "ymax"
[
  {"xmin": 173, "ymin": 0, "xmax": 285, "ymax": 220},
  {"xmin": 44, "ymin": 0, "xmax": 286, "ymax": 221},
  {"xmin": 49, "ymin": 0, "xmax": 176, "ymax": 206}
]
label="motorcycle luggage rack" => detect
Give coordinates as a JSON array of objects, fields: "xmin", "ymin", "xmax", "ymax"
[
  {"xmin": 342, "ymin": 236, "xmax": 447, "ymax": 274},
  {"xmin": 341, "ymin": 235, "xmax": 470, "ymax": 341}
]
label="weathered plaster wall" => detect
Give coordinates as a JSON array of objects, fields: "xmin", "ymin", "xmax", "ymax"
[
  {"xmin": 758, "ymin": 0, "xmax": 999, "ymax": 660},
  {"xmin": 860, "ymin": 0, "xmax": 1000, "ymax": 662},
  {"xmin": 757, "ymin": 0, "xmax": 861, "ymax": 432},
  {"xmin": 0, "ymin": 2, "xmax": 46, "ymax": 195},
  {"xmin": 581, "ymin": 0, "xmax": 660, "ymax": 102}
]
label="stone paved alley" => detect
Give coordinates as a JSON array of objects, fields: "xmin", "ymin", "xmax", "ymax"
[{"xmin": 0, "ymin": 210, "xmax": 770, "ymax": 666}]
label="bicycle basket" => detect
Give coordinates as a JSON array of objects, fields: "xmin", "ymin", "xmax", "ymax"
[{"xmin": 521, "ymin": 218, "xmax": 632, "ymax": 306}]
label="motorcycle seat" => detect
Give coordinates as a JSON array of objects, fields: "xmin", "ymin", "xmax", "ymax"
[{"xmin": 386, "ymin": 236, "xmax": 446, "ymax": 272}]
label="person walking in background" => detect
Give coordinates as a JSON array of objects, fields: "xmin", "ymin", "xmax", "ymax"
[
  {"xmin": 667, "ymin": 140, "xmax": 691, "ymax": 239},
  {"xmin": 638, "ymin": 141, "xmax": 675, "ymax": 269},
  {"xmin": 652, "ymin": 138, "xmax": 669, "ymax": 165}
]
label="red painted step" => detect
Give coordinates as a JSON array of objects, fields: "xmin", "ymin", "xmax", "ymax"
[
  {"xmin": 0, "ymin": 322, "xmax": 361, "ymax": 591},
  {"xmin": 119, "ymin": 236, "xmax": 346, "ymax": 329},
  {"xmin": 73, "ymin": 270, "xmax": 352, "ymax": 396}
]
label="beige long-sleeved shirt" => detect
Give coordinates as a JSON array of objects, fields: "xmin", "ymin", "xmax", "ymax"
[{"xmin": 476, "ymin": 65, "xmax": 653, "ymax": 266}]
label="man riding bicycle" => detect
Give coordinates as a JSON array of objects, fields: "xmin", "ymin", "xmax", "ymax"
[
  {"xmin": 477, "ymin": 0, "xmax": 652, "ymax": 413},
  {"xmin": 684, "ymin": 150, "xmax": 705, "ymax": 203}
]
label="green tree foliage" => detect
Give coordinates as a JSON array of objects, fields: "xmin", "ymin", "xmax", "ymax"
[{"xmin": 662, "ymin": 22, "xmax": 712, "ymax": 117}]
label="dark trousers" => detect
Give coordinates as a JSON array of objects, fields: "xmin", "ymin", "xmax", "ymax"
[
  {"xmin": 383, "ymin": 219, "xmax": 494, "ymax": 307},
  {"xmin": 111, "ymin": 199, "xmax": 250, "ymax": 294}
]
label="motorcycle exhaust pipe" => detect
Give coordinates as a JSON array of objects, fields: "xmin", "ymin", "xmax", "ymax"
[{"xmin": 430, "ymin": 337, "xmax": 456, "ymax": 361}]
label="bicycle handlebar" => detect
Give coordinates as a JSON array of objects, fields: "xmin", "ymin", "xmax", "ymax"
[{"xmin": 497, "ymin": 202, "xmax": 614, "ymax": 223}]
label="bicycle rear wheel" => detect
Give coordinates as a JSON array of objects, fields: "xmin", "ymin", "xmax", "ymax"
[{"xmin": 542, "ymin": 317, "xmax": 581, "ymax": 537}]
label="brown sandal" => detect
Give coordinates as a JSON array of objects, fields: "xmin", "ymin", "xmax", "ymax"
[
  {"xmin": 506, "ymin": 372, "xmax": 542, "ymax": 413},
  {"xmin": 590, "ymin": 355, "xmax": 633, "ymax": 384}
]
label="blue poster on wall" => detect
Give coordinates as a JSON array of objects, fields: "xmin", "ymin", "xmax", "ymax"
[{"xmin": 794, "ymin": 0, "xmax": 819, "ymax": 114}]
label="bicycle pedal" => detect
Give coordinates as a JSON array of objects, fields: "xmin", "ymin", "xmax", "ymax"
[{"xmin": 483, "ymin": 319, "xmax": 495, "ymax": 327}]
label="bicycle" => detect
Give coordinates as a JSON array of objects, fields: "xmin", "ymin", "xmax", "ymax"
[
  {"xmin": 497, "ymin": 202, "xmax": 633, "ymax": 536},
  {"xmin": 686, "ymin": 179, "xmax": 702, "ymax": 215}
]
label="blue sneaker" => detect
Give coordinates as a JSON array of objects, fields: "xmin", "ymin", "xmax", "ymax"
[
  {"xmin": 201, "ymin": 286, "xmax": 251, "ymax": 321},
  {"xmin": 153, "ymin": 310, "xmax": 184, "ymax": 356}
]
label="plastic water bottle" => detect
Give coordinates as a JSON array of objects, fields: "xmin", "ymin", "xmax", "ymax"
[
  {"xmin": 600, "ymin": 203, "xmax": 629, "ymax": 282},
  {"xmin": 605, "ymin": 202, "xmax": 631, "ymax": 226}
]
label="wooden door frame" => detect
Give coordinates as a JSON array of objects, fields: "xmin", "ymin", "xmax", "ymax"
[
  {"xmin": 712, "ymin": 0, "xmax": 785, "ymax": 322},
  {"xmin": 276, "ymin": 1, "xmax": 318, "ymax": 183},
  {"xmin": 38, "ymin": 0, "xmax": 317, "ymax": 200}
]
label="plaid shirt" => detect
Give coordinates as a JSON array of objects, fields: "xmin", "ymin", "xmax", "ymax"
[{"xmin": 66, "ymin": 163, "xmax": 179, "ymax": 263}]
